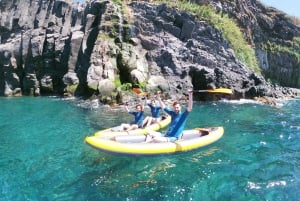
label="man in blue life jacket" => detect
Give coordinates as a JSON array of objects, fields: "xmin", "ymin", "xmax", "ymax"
[{"xmin": 145, "ymin": 89, "xmax": 193, "ymax": 142}]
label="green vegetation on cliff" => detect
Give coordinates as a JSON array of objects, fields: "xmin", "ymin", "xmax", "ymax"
[
  {"xmin": 149, "ymin": 0, "xmax": 261, "ymax": 74},
  {"xmin": 262, "ymin": 37, "xmax": 300, "ymax": 63}
]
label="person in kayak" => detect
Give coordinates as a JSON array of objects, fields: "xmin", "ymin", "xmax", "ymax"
[
  {"xmin": 142, "ymin": 98, "xmax": 163, "ymax": 127},
  {"xmin": 145, "ymin": 89, "xmax": 193, "ymax": 142},
  {"xmin": 119, "ymin": 103, "xmax": 145, "ymax": 131}
]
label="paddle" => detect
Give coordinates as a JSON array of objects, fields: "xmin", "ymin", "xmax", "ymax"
[
  {"xmin": 133, "ymin": 87, "xmax": 232, "ymax": 95},
  {"xmin": 194, "ymin": 88, "xmax": 233, "ymax": 94},
  {"xmin": 132, "ymin": 87, "xmax": 148, "ymax": 96}
]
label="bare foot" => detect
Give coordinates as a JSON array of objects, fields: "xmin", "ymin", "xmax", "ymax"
[{"xmin": 143, "ymin": 134, "xmax": 152, "ymax": 143}]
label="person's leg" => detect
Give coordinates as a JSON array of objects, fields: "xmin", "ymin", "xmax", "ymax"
[
  {"xmin": 126, "ymin": 124, "xmax": 138, "ymax": 131},
  {"xmin": 152, "ymin": 136, "xmax": 168, "ymax": 142},
  {"xmin": 145, "ymin": 131, "xmax": 169, "ymax": 142},
  {"xmin": 151, "ymin": 117, "xmax": 159, "ymax": 124},
  {"xmin": 143, "ymin": 116, "xmax": 151, "ymax": 127},
  {"xmin": 145, "ymin": 131, "xmax": 161, "ymax": 142},
  {"xmin": 146, "ymin": 117, "xmax": 153, "ymax": 127},
  {"xmin": 120, "ymin": 123, "xmax": 130, "ymax": 131}
]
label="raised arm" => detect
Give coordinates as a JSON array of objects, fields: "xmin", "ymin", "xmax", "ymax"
[
  {"xmin": 124, "ymin": 102, "xmax": 130, "ymax": 112},
  {"xmin": 142, "ymin": 96, "xmax": 148, "ymax": 111},
  {"xmin": 187, "ymin": 89, "xmax": 193, "ymax": 112},
  {"xmin": 157, "ymin": 91, "xmax": 166, "ymax": 109}
]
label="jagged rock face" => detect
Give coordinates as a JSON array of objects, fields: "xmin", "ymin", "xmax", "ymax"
[
  {"xmin": 0, "ymin": 0, "xmax": 149, "ymax": 101},
  {"xmin": 0, "ymin": 0, "xmax": 299, "ymax": 101},
  {"xmin": 0, "ymin": 0, "xmax": 83, "ymax": 96},
  {"xmin": 210, "ymin": 0, "xmax": 300, "ymax": 89},
  {"xmin": 129, "ymin": 2, "xmax": 299, "ymax": 99}
]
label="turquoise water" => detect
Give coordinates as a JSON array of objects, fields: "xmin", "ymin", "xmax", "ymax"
[{"xmin": 0, "ymin": 97, "xmax": 300, "ymax": 201}]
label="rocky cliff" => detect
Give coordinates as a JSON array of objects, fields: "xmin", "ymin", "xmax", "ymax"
[
  {"xmin": 0, "ymin": 0, "xmax": 299, "ymax": 103},
  {"xmin": 213, "ymin": 0, "xmax": 300, "ymax": 88}
]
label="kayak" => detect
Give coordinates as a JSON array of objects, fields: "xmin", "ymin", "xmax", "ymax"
[
  {"xmin": 93, "ymin": 115, "xmax": 171, "ymax": 137},
  {"xmin": 85, "ymin": 127, "xmax": 224, "ymax": 156}
]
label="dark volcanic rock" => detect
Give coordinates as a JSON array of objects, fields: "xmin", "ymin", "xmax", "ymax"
[{"xmin": 0, "ymin": 0, "xmax": 299, "ymax": 102}]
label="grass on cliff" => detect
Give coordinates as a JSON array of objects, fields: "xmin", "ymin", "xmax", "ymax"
[
  {"xmin": 142, "ymin": 0, "xmax": 261, "ymax": 74},
  {"xmin": 262, "ymin": 38, "xmax": 300, "ymax": 63}
]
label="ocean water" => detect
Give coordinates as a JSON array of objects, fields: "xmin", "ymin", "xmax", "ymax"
[{"xmin": 0, "ymin": 97, "xmax": 299, "ymax": 201}]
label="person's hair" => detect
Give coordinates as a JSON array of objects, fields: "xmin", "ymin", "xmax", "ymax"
[
  {"xmin": 136, "ymin": 104, "xmax": 142, "ymax": 109},
  {"xmin": 173, "ymin": 101, "xmax": 180, "ymax": 106}
]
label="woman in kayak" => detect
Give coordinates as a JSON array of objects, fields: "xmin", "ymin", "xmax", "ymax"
[
  {"xmin": 142, "ymin": 98, "xmax": 162, "ymax": 127},
  {"xmin": 119, "ymin": 103, "xmax": 145, "ymax": 131},
  {"xmin": 145, "ymin": 89, "xmax": 193, "ymax": 142}
]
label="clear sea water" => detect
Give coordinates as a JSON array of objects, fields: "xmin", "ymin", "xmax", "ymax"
[{"xmin": 0, "ymin": 97, "xmax": 299, "ymax": 201}]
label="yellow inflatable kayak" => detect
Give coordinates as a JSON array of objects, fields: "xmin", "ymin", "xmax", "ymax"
[
  {"xmin": 93, "ymin": 115, "xmax": 171, "ymax": 137},
  {"xmin": 85, "ymin": 127, "xmax": 224, "ymax": 156}
]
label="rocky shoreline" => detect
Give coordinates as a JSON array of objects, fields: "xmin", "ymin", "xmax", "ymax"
[{"xmin": 0, "ymin": 0, "xmax": 299, "ymax": 103}]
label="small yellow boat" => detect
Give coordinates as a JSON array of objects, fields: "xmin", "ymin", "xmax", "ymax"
[
  {"xmin": 93, "ymin": 115, "xmax": 171, "ymax": 137},
  {"xmin": 85, "ymin": 127, "xmax": 224, "ymax": 156}
]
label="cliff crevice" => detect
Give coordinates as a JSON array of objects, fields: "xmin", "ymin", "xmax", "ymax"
[{"xmin": 0, "ymin": 0, "xmax": 299, "ymax": 102}]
